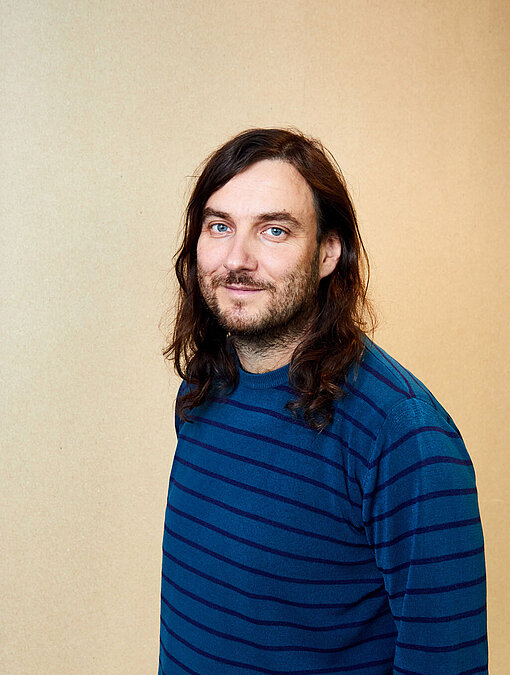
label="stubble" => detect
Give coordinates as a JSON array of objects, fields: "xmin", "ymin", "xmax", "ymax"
[{"xmin": 197, "ymin": 247, "xmax": 321, "ymax": 355}]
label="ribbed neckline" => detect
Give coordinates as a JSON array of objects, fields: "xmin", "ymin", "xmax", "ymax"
[{"xmin": 237, "ymin": 361, "xmax": 290, "ymax": 389}]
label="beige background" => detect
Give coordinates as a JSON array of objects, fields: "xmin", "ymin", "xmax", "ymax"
[{"xmin": 1, "ymin": 1, "xmax": 508, "ymax": 673}]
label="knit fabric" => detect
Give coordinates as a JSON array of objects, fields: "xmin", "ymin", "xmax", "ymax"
[{"xmin": 159, "ymin": 339, "xmax": 488, "ymax": 674}]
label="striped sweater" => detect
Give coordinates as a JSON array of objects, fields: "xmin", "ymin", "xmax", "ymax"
[{"xmin": 159, "ymin": 339, "xmax": 488, "ymax": 674}]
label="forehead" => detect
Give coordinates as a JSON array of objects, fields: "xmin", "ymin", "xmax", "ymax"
[{"xmin": 204, "ymin": 159, "xmax": 316, "ymax": 224}]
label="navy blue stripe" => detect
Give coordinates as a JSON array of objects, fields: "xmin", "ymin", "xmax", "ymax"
[
  {"xmin": 211, "ymin": 395, "xmax": 308, "ymax": 427},
  {"xmin": 343, "ymin": 381, "xmax": 387, "ymax": 418},
  {"xmin": 373, "ymin": 516, "xmax": 481, "ymax": 550},
  {"xmin": 162, "ymin": 547, "xmax": 385, "ymax": 608},
  {"xmin": 359, "ymin": 361, "xmax": 411, "ymax": 396},
  {"xmin": 162, "ymin": 576, "xmax": 392, "ymax": 631},
  {"xmin": 270, "ymin": 386, "xmax": 380, "ymax": 466},
  {"xmin": 394, "ymin": 603, "xmax": 486, "ymax": 624},
  {"xmin": 408, "ymin": 372, "xmax": 439, "ymax": 410},
  {"xmin": 317, "ymin": 428, "xmax": 372, "ymax": 467},
  {"xmin": 364, "ymin": 456, "xmax": 472, "ymax": 497},
  {"xmin": 388, "ymin": 574, "xmax": 486, "ymax": 599},
  {"xmin": 364, "ymin": 488, "xmax": 477, "ymax": 525},
  {"xmin": 192, "ymin": 415, "xmax": 321, "ymax": 456},
  {"xmin": 275, "ymin": 383, "xmax": 298, "ymax": 394},
  {"xmin": 372, "ymin": 342, "xmax": 442, "ymax": 412},
  {"xmin": 394, "ymin": 665, "xmax": 488, "ymax": 675},
  {"xmin": 379, "ymin": 545, "xmax": 485, "ymax": 575},
  {"xmin": 193, "ymin": 414, "xmax": 371, "ymax": 469},
  {"xmin": 168, "ymin": 503, "xmax": 373, "ymax": 561},
  {"xmin": 217, "ymin": 390, "xmax": 375, "ymax": 440},
  {"xmin": 377, "ymin": 426, "xmax": 460, "ymax": 464},
  {"xmin": 397, "ymin": 632, "xmax": 487, "ymax": 653},
  {"xmin": 171, "ymin": 477, "xmax": 366, "ymax": 547},
  {"xmin": 165, "ymin": 526, "xmax": 383, "ymax": 582},
  {"xmin": 397, "ymin": 358, "xmax": 440, "ymax": 412},
  {"xmin": 161, "ymin": 617, "xmax": 396, "ymax": 674},
  {"xmin": 332, "ymin": 406, "xmax": 377, "ymax": 439},
  {"xmin": 287, "ymin": 656, "xmax": 397, "ymax": 675},
  {"xmin": 163, "ymin": 593, "xmax": 398, "ymax": 652},
  {"xmin": 186, "ymin": 421, "xmax": 361, "ymax": 479},
  {"xmin": 372, "ymin": 343, "xmax": 414, "ymax": 396},
  {"xmin": 393, "ymin": 665, "xmax": 424, "ymax": 675},
  {"xmin": 173, "ymin": 454, "xmax": 364, "ymax": 531},
  {"xmin": 457, "ymin": 666, "xmax": 489, "ymax": 675},
  {"xmin": 180, "ymin": 433, "xmax": 360, "ymax": 506},
  {"xmin": 275, "ymin": 381, "xmax": 387, "ymax": 425},
  {"xmin": 159, "ymin": 647, "xmax": 199, "ymax": 675}
]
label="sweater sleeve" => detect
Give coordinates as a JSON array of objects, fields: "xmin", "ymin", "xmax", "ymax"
[
  {"xmin": 361, "ymin": 397, "xmax": 488, "ymax": 674},
  {"xmin": 174, "ymin": 380, "xmax": 187, "ymax": 437}
]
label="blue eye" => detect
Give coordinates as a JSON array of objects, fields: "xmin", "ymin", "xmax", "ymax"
[
  {"xmin": 268, "ymin": 227, "xmax": 284, "ymax": 237},
  {"xmin": 212, "ymin": 223, "xmax": 229, "ymax": 233}
]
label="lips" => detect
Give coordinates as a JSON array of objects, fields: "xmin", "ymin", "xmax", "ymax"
[
  {"xmin": 224, "ymin": 285, "xmax": 263, "ymax": 292},
  {"xmin": 223, "ymin": 285, "xmax": 264, "ymax": 297}
]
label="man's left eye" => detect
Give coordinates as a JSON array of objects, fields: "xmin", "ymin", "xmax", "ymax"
[{"xmin": 267, "ymin": 227, "xmax": 285, "ymax": 237}]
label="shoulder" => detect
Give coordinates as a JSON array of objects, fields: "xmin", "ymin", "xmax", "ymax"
[
  {"xmin": 335, "ymin": 337, "xmax": 463, "ymax": 464},
  {"xmin": 343, "ymin": 341, "xmax": 476, "ymax": 499},
  {"xmin": 347, "ymin": 337, "xmax": 456, "ymax": 426},
  {"xmin": 174, "ymin": 379, "xmax": 194, "ymax": 435}
]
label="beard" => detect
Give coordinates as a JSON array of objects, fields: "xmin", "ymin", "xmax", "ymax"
[{"xmin": 197, "ymin": 247, "xmax": 321, "ymax": 349}]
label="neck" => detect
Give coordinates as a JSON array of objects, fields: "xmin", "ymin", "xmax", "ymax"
[
  {"xmin": 231, "ymin": 316, "xmax": 312, "ymax": 374},
  {"xmin": 233, "ymin": 337, "xmax": 297, "ymax": 374}
]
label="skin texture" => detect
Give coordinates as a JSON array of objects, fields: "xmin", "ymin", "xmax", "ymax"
[{"xmin": 196, "ymin": 159, "xmax": 341, "ymax": 373}]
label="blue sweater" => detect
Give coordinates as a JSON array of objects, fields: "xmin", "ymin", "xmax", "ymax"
[{"xmin": 159, "ymin": 340, "xmax": 488, "ymax": 674}]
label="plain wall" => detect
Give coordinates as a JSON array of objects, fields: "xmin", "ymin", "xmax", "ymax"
[{"xmin": 2, "ymin": 1, "xmax": 508, "ymax": 672}]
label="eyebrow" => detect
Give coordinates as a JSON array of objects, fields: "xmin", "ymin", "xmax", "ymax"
[
  {"xmin": 202, "ymin": 207, "xmax": 305, "ymax": 230},
  {"xmin": 202, "ymin": 207, "xmax": 232, "ymax": 222},
  {"xmin": 257, "ymin": 211, "xmax": 304, "ymax": 230}
]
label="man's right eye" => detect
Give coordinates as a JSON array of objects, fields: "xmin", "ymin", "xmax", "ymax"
[{"xmin": 211, "ymin": 223, "xmax": 229, "ymax": 233}]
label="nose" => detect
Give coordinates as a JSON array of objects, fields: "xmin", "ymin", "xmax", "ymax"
[{"xmin": 223, "ymin": 232, "xmax": 257, "ymax": 273}]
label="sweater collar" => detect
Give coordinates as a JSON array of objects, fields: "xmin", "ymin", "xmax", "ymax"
[{"xmin": 237, "ymin": 360, "xmax": 290, "ymax": 389}]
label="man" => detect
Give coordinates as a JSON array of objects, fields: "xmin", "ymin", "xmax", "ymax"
[{"xmin": 159, "ymin": 129, "xmax": 488, "ymax": 674}]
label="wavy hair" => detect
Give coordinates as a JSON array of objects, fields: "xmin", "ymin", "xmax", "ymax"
[{"xmin": 163, "ymin": 128, "xmax": 375, "ymax": 431}]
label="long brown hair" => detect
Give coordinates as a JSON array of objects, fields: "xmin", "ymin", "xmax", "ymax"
[{"xmin": 163, "ymin": 128, "xmax": 375, "ymax": 431}]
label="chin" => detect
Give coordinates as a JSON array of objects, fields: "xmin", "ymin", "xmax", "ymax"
[
  {"xmin": 221, "ymin": 316, "xmax": 263, "ymax": 334},
  {"xmin": 217, "ymin": 309, "xmax": 265, "ymax": 334}
]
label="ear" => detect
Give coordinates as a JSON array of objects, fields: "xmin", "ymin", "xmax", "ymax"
[{"xmin": 318, "ymin": 234, "xmax": 341, "ymax": 279}]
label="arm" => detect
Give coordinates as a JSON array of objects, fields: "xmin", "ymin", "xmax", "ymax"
[
  {"xmin": 362, "ymin": 398, "xmax": 488, "ymax": 674},
  {"xmin": 174, "ymin": 380, "xmax": 187, "ymax": 437}
]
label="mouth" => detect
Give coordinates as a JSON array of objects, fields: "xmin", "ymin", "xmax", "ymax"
[{"xmin": 223, "ymin": 284, "xmax": 264, "ymax": 295}]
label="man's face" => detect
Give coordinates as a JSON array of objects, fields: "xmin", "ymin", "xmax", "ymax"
[{"xmin": 196, "ymin": 159, "xmax": 336, "ymax": 339}]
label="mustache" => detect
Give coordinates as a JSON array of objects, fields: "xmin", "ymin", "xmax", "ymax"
[{"xmin": 212, "ymin": 272, "xmax": 276, "ymax": 291}]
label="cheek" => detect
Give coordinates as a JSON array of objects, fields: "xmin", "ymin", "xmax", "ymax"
[
  {"xmin": 262, "ymin": 245, "xmax": 309, "ymax": 278},
  {"xmin": 197, "ymin": 237, "xmax": 221, "ymax": 273}
]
